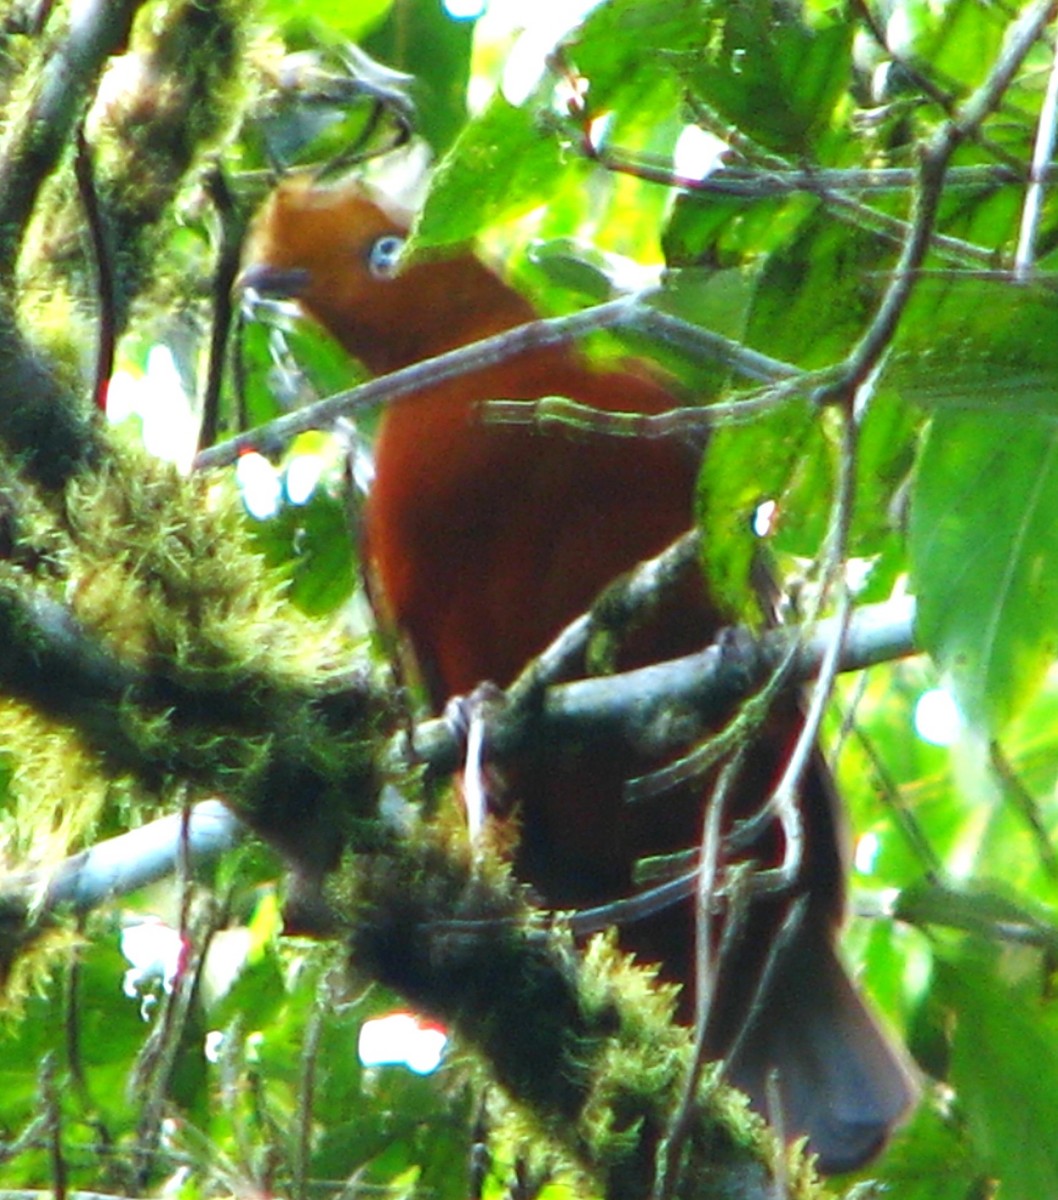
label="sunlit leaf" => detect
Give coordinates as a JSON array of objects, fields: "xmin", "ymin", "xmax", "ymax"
[
  {"xmin": 910, "ymin": 409, "xmax": 1058, "ymax": 730},
  {"xmin": 412, "ymin": 94, "xmax": 569, "ymax": 251}
]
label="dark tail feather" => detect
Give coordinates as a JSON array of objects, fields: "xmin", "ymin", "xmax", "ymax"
[{"xmin": 724, "ymin": 914, "xmax": 917, "ymax": 1174}]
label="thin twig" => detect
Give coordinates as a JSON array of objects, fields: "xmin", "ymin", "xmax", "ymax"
[
  {"xmin": 650, "ymin": 752, "xmax": 749, "ymax": 1200},
  {"xmin": 195, "ymin": 297, "xmax": 640, "ymax": 469},
  {"xmin": 566, "ymin": 869, "xmax": 699, "ymax": 937},
  {"xmin": 711, "ymin": 897, "xmax": 811, "ymax": 1095},
  {"xmin": 848, "ymin": 716, "xmax": 945, "ymax": 880},
  {"xmin": 1015, "ymin": 29, "xmax": 1058, "ymax": 278},
  {"xmin": 193, "ymin": 294, "xmax": 804, "ymax": 472},
  {"xmin": 630, "ymin": 306, "xmax": 801, "ymax": 382},
  {"xmin": 41, "ymin": 1055, "xmax": 67, "ymax": 1200},
  {"xmin": 482, "ymin": 374, "xmax": 798, "ymax": 440},
  {"xmin": 73, "ymin": 125, "xmax": 116, "ymax": 413},
  {"xmin": 622, "ymin": 162, "xmax": 1040, "ymax": 196},
  {"xmin": 198, "ymin": 167, "xmax": 249, "ymax": 451}
]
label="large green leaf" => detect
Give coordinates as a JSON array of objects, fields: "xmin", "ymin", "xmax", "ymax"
[
  {"xmin": 910, "ymin": 410, "xmax": 1058, "ymax": 731},
  {"xmin": 412, "ymin": 94, "xmax": 569, "ymax": 251},
  {"xmin": 674, "ymin": 0, "xmax": 853, "ymax": 155},
  {"xmin": 901, "ymin": 280, "xmax": 1058, "ymax": 731}
]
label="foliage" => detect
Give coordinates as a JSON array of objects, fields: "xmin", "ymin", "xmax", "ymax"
[{"xmin": 0, "ymin": 0, "xmax": 1056, "ymax": 1198}]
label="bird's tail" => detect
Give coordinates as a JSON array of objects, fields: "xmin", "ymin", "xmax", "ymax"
[{"xmin": 722, "ymin": 906, "xmax": 918, "ymax": 1174}]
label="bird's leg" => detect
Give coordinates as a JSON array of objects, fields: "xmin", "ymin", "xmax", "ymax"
[{"xmin": 444, "ymin": 683, "xmax": 510, "ymax": 851}]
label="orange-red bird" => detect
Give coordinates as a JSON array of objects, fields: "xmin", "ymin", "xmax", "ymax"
[{"xmin": 242, "ymin": 175, "xmax": 915, "ymax": 1172}]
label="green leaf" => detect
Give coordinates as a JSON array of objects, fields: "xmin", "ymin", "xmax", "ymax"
[
  {"xmin": 261, "ymin": 0, "xmax": 393, "ymax": 43},
  {"xmin": 910, "ymin": 409, "xmax": 1058, "ymax": 731},
  {"xmin": 415, "ymin": 0, "xmax": 712, "ymax": 256},
  {"xmin": 935, "ymin": 946, "xmax": 1058, "ymax": 1200},
  {"xmin": 674, "ymin": 0, "xmax": 853, "ymax": 155},
  {"xmin": 663, "ymin": 190, "xmax": 816, "ymax": 270},
  {"xmin": 696, "ymin": 399, "xmax": 828, "ymax": 617},
  {"xmin": 894, "ymin": 0, "xmax": 1013, "ymax": 97},
  {"xmin": 562, "ymin": 0, "xmax": 718, "ymax": 101},
  {"xmin": 234, "ymin": 307, "xmax": 361, "ymax": 434},
  {"xmin": 849, "ymin": 390, "xmax": 917, "ymax": 559},
  {"xmin": 745, "ymin": 207, "xmax": 894, "ymax": 368},
  {"xmin": 892, "ymin": 282, "xmax": 1058, "ymax": 418},
  {"xmin": 863, "ymin": 1097, "xmax": 977, "ymax": 1200},
  {"xmin": 363, "ymin": 1, "xmax": 476, "ymax": 154},
  {"xmin": 898, "ymin": 282, "xmax": 1058, "ymax": 730},
  {"xmin": 412, "ymin": 94, "xmax": 569, "ymax": 251}
]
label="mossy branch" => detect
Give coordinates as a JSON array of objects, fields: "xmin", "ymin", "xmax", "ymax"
[
  {"xmin": 0, "ymin": 567, "xmax": 381, "ymax": 856},
  {"xmin": 345, "ymin": 839, "xmax": 827, "ymax": 1200},
  {"xmin": 84, "ymin": 0, "xmax": 249, "ymax": 334},
  {"xmin": 0, "ymin": 312, "xmax": 102, "ymax": 491},
  {"xmin": 0, "ymin": 2, "xmax": 255, "ymax": 490},
  {"xmin": 0, "ymin": 0, "xmax": 143, "ymax": 274},
  {"xmin": 0, "ymin": 437, "xmax": 390, "ymax": 875}
]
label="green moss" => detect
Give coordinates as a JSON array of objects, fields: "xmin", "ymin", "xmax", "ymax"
[
  {"xmin": 88, "ymin": 0, "xmax": 250, "ymax": 329},
  {"xmin": 0, "ymin": 431, "xmax": 390, "ymax": 887},
  {"xmin": 344, "ymin": 837, "xmax": 825, "ymax": 1200},
  {"xmin": 0, "ymin": 314, "xmax": 101, "ymax": 489},
  {"xmin": 14, "ymin": 0, "xmax": 254, "ymax": 374}
]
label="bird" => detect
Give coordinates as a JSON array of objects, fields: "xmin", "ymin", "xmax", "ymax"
[{"xmin": 240, "ymin": 172, "xmax": 916, "ymax": 1173}]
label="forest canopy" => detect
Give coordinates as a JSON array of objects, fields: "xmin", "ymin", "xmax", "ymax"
[{"xmin": 0, "ymin": 1, "xmax": 1056, "ymax": 1199}]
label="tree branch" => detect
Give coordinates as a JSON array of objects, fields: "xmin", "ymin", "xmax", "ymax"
[
  {"xmin": 193, "ymin": 296, "xmax": 801, "ymax": 471},
  {"xmin": 346, "ymin": 839, "xmax": 808, "ymax": 1200},
  {"xmin": 0, "ymin": 583, "xmax": 916, "ymax": 933},
  {"xmin": 409, "ymin": 593, "xmax": 918, "ymax": 780},
  {"xmin": 0, "ymin": 0, "xmax": 144, "ymax": 279},
  {"xmin": 2, "ymin": 800, "xmax": 240, "ymax": 918},
  {"xmin": 0, "ymin": 565, "xmax": 384, "ymax": 883}
]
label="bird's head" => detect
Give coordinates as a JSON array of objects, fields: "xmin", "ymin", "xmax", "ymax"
[{"xmin": 241, "ymin": 175, "xmax": 533, "ymax": 374}]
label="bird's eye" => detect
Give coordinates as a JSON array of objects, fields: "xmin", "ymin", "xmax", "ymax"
[{"xmin": 368, "ymin": 234, "xmax": 404, "ymax": 279}]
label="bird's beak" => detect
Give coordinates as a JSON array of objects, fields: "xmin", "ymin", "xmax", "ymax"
[{"xmin": 237, "ymin": 263, "xmax": 312, "ymax": 299}]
